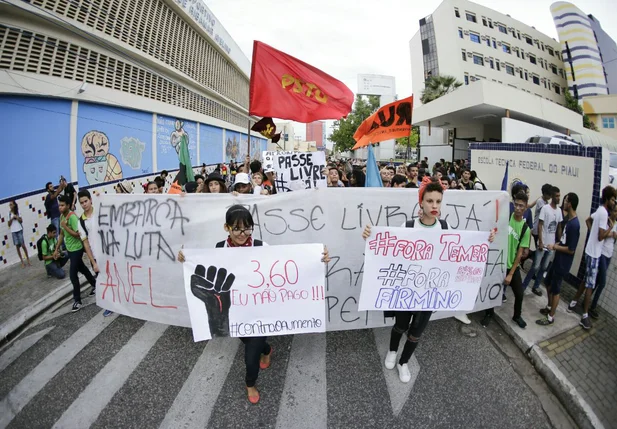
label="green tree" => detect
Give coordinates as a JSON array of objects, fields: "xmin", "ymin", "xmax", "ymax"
[
  {"xmin": 330, "ymin": 95, "xmax": 381, "ymax": 153},
  {"xmin": 420, "ymin": 75, "xmax": 463, "ymax": 104},
  {"xmin": 395, "ymin": 126, "xmax": 419, "ymax": 148},
  {"xmin": 564, "ymin": 91, "xmax": 598, "ymax": 131}
]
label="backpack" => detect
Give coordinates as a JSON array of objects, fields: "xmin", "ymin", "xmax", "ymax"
[
  {"xmin": 475, "ymin": 180, "xmax": 487, "ymax": 191},
  {"xmin": 405, "ymin": 219, "xmax": 449, "ymax": 229},
  {"xmin": 36, "ymin": 234, "xmax": 49, "ymax": 261},
  {"xmin": 80, "ymin": 215, "xmax": 88, "ymax": 237},
  {"xmin": 515, "ymin": 217, "xmax": 529, "ymax": 253}
]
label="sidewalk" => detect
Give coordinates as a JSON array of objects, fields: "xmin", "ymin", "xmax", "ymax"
[
  {"xmin": 0, "ymin": 260, "xmax": 90, "ymax": 345},
  {"xmin": 494, "ymin": 279, "xmax": 615, "ymax": 429}
]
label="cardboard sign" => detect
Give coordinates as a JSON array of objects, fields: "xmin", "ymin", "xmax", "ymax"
[
  {"xmin": 262, "ymin": 151, "xmax": 327, "ymax": 191},
  {"xmin": 93, "ymin": 189, "xmax": 509, "ymax": 331},
  {"xmin": 182, "ymin": 244, "xmax": 326, "ymax": 341},
  {"xmin": 358, "ymin": 227, "xmax": 490, "ymax": 312}
]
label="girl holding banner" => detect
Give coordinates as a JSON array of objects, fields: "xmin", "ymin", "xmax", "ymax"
[
  {"xmin": 177, "ymin": 205, "xmax": 330, "ymax": 404},
  {"xmin": 362, "ymin": 178, "xmax": 495, "ymax": 383}
]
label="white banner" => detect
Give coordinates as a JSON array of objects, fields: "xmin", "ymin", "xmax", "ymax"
[
  {"xmin": 359, "ymin": 227, "xmax": 490, "ymax": 312},
  {"xmin": 182, "ymin": 244, "xmax": 326, "ymax": 341},
  {"xmin": 93, "ymin": 189, "xmax": 509, "ymax": 331},
  {"xmin": 262, "ymin": 151, "xmax": 327, "ymax": 191}
]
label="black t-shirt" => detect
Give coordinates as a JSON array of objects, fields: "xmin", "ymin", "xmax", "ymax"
[
  {"xmin": 64, "ymin": 183, "xmax": 76, "ymax": 206},
  {"xmin": 45, "ymin": 192, "xmax": 60, "ymax": 219},
  {"xmin": 461, "ymin": 181, "xmax": 473, "ymax": 190}
]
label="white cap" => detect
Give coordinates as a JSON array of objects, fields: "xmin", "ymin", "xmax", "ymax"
[{"xmin": 234, "ymin": 173, "xmax": 251, "ymax": 185}]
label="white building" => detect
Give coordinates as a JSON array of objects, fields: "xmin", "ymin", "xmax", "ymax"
[
  {"xmin": 408, "ymin": 0, "xmax": 601, "ymax": 162},
  {"xmin": 273, "ymin": 122, "xmax": 296, "ymax": 151}
]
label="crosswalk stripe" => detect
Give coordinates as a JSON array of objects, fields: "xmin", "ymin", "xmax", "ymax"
[
  {"xmin": 275, "ymin": 334, "xmax": 327, "ymax": 429},
  {"xmin": 159, "ymin": 338, "xmax": 240, "ymax": 429},
  {"xmin": 51, "ymin": 321, "xmax": 168, "ymax": 429},
  {"xmin": 373, "ymin": 327, "xmax": 420, "ymax": 417},
  {"xmin": 0, "ymin": 327, "xmax": 55, "ymax": 374},
  {"xmin": 0, "ymin": 311, "xmax": 117, "ymax": 429}
]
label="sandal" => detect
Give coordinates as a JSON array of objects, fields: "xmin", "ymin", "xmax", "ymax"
[
  {"xmin": 259, "ymin": 347, "xmax": 273, "ymax": 370},
  {"xmin": 247, "ymin": 389, "xmax": 260, "ymax": 404}
]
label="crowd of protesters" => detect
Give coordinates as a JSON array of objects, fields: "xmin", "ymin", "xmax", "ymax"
[{"xmin": 6, "ymin": 151, "xmax": 613, "ymax": 400}]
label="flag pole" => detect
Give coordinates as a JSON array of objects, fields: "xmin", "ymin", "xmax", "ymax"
[{"xmin": 247, "ymin": 119, "xmax": 251, "ymax": 160}]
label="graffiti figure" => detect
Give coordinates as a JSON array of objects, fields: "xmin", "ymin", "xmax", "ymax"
[
  {"xmin": 81, "ymin": 131, "xmax": 122, "ymax": 184},
  {"xmin": 170, "ymin": 120, "xmax": 189, "ymax": 155},
  {"xmin": 225, "ymin": 135, "xmax": 240, "ymax": 161}
]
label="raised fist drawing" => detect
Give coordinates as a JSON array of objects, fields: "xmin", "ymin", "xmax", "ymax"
[{"xmin": 191, "ymin": 265, "xmax": 235, "ymax": 337}]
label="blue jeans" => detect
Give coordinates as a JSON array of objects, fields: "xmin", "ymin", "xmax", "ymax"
[
  {"xmin": 523, "ymin": 248, "xmax": 554, "ymax": 289},
  {"xmin": 591, "ymin": 256, "xmax": 611, "ymax": 310},
  {"xmin": 50, "ymin": 217, "xmax": 60, "ymax": 234},
  {"xmin": 68, "ymin": 248, "xmax": 96, "ymax": 304},
  {"xmin": 45, "ymin": 255, "xmax": 68, "ymax": 279}
]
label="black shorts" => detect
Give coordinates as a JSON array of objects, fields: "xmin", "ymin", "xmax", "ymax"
[{"xmin": 550, "ymin": 270, "xmax": 564, "ymax": 295}]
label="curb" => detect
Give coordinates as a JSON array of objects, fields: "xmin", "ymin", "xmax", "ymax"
[
  {"xmin": 493, "ymin": 312, "xmax": 605, "ymax": 429},
  {"xmin": 0, "ymin": 280, "xmax": 90, "ymax": 348}
]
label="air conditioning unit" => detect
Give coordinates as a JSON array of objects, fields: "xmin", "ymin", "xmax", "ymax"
[
  {"xmin": 467, "ymin": 52, "xmax": 473, "ymax": 57},
  {"xmin": 497, "ymin": 42, "xmax": 502, "ymax": 46},
  {"xmin": 463, "ymin": 30, "xmax": 470, "ymax": 35},
  {"xmin": 481, "ymin": 35, "xmax": 487, "ymax": 40}
]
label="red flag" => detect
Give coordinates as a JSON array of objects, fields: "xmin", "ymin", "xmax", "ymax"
[
  {"xmin": 352, "ymin": 96, "xmax": 413, "ymax": 150},
  {"xmin": 249, "ymin": 41, "xmax": 354, "ymax": 123}
]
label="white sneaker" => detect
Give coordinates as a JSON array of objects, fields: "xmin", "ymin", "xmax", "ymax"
[
  {"xmin": 397, "ymin": 363, "xmax": 411, "ymax": 383},
  {"xmin": 384, "ymin": 351, "xmax": 397, "ymax": 370},
  {"xmin": 455, "ymin": 314, "xmax": 471, "ymax": 325}
]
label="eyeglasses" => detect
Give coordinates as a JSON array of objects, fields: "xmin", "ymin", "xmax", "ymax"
[{"xmin": 230, "ymin": 227, "xmax": 253, "ymax": 236}]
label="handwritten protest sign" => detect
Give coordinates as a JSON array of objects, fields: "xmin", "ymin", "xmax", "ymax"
[
  {"xmin": 262, "ymin": 151, "xmax": 327, "ymax": 191},
  {"xmin": 358, "ymin": 227, "xmax": 490, "ymax": 312},
  {"xmin": 92, "ymin": 189, "xmax": 509, "ymax": 331},
  {"xmin": 182, "ymin": 244, "xmax": 326, "ymax": 341}
]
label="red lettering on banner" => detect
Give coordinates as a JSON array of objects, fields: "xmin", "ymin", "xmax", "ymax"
[
  {"xmin": 101, "ymin": 260, "xmax": 117, "ymax": 302},
  {"xmin": 439, "ymin": 234, "xmax": 489, "ymax": 263},
  {"xmin": 129, "ymin": 264, "xmax": 147, "ymax": 306},
  {"xmin": 149, "ymin": 267, "xmax": 177, "ymax": 309}
]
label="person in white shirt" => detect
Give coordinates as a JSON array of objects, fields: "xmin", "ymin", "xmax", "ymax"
[
  {"xmin": 531, "ymin": 184, "xmax": 553, "ymax": 248},
  {"xmin": 522, "ymin": 186, "xmax": 562, "ymax": 295},
  {"xmin": 568, "ymin": 185, "xmax": 617, "ymax": 330},
  {"xmin": 8, "ymin": 200, "xmax": 31, "ymax": 267},
  {"xmin": 589, "ymin": 204, "xmax": 617, "ymax": 319}
]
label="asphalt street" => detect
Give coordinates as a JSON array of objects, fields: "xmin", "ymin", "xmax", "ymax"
[{"xmin": 0, "ymin": 301, "xmax": 575, "ymax": 429}]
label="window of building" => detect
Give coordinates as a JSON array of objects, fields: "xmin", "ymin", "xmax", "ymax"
[
  {"xmin": 560, "ymin": 69, "xmax": 564, "ymax": 78},
  {"xmin": 464, "ymin": 74, "xmax": 469, "ymax": 85},
  {"xmin": 547, "ymin": 47, "xmax": 554, "ymax": 56},
  {"xmin": 496, "ymin": 61, "xmax": 501, "ymax": 71},
  {"xmin": 516, "ymin": 49, "xmax": 520, "ymax": 58},
  {"xmin": 520, "ymin": 70, "xmax": 523, "ymax": 79},
  {"xmin": 511, "ymin": 29, "xmax": 516, "ymax": 38},
  {"xmin": 488, "ymin": 20, "xmax": 493, "ymax": 28},
  {"xmin": 489, "ymin": 59, "xmax": 494, "ymax": 69},
  {"xmin": 544, "ymin": 80, "xmax": 547, "ymax": 88},
  {"xmin": 603, "ymin": 117, "xmax": 615, "ymax": 129},
  {"xmin": 502, "ymin": 44, "xmax": 511, "ymax": 54},
  {"xmin": 541, "ymin": 42, "xmax": 545, "ymax": 51},
  {"xmin": 554, "ymin": 85, "xmax": 561, "ymax": 94},
  {"xmin": 462, "ymin": 50, "xmax": 467, "ymax": 61},
  {"xmin": 532, "ymin": 75, "xmax": 540, "ymax": 85},
  {"xmin": 473, "ymin": 54, "xmax": 484, "ymax": 66},
  {"xmin": 517, "ymin": 31, "xmax": 521, "ymax": 40},
  {"xmin": 482, "ymin": 17, "xmax": 487, "ymax": 26},
  {"xmin": 459, "ymin": 29, "xmax": 463, "ymax": 39},
  {"xmin": 525, "ymin": 71, "xmax": 528, "ymax": 80},
  {"xmin": 466, "ymin": 12, "xmax": 477, "ymax": 23},
  {"xmin": 506, "ymin": 65, "xmax": 515, "ymax": 75},
  {"xmin": 455, "ymin": 8, "xmax": 460, "ymax": 17},
  {"xmin": 529, "ymin": 54, "xmax": 536, "ymax": 64},
  {"xmin": 492, "ymin": 40, "xmax": 497, "ymax": 49},
  {"xmin": 470, "ymin": 33, "xmax": 480, "ymax": 43},
  {"xmin": 556, "ymin": 51, "xmax": 560, "ymax": 60},
  {"xmin": 498, "ymin": 24, "xmax": 507, "ymax": 34},
  {"xmin": 525, "ymin": 36, "xmax": 533, "ymax": 45}
]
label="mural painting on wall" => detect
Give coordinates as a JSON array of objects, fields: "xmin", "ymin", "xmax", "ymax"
[
  {"xmin": 225, "ymin": 131, "xmax": 240, "ymax": 161},
  {"xmin": 240, "ymin": 134, "xmax": 262, "ymax": 161},
  {"xmin": 77, "ymin": 103, "xmax": 152, "ymax": 186},
  {"xmin": 157, "ymin": 115, "xmax": 197, "ymax": 170}
]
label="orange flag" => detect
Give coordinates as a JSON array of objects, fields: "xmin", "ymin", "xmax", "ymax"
[{"xmin": 352, "ymin": 96, "xmax": 413, "ymax": 150}]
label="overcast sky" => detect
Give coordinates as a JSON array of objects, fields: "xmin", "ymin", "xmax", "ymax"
[{"xmin": 207, "ymin": 0, "xmax": 616, "ymax": 139}]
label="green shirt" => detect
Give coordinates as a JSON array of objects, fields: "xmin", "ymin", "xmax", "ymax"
[
  {"xmin": 61, "ymin": 213, "xmax": 83, "ymax": 252},
  {"xmin": 508, "ymin": 214, "xmax": 530, "ymax": 269},
  {"xmin": 41, "ymin": 236, "xmax": 57, "ymax": 266}
]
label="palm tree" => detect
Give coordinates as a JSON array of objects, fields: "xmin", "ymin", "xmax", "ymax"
[{"xmin": 420, "ymin": 75, "xmax": 463, "ymax": 104}]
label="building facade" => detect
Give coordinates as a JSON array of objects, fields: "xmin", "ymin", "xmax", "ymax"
[
  {"xmin": 306, "ymin": 121, "xmax": 324, "ymax": 149},
  {"xmin": 411, "ymin": 0, "xmax": 568, "ymax": 106},
  {"xmin": 0, "ymin": 0, "xmax": 266, "ymax": 268},
  {"xmin": 583, "ymin": 95, "xmax": 617, "ymax": 140},
  {"xmin": 550, "ymin": 2, "xmax": 614, "ymax": 99}
]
